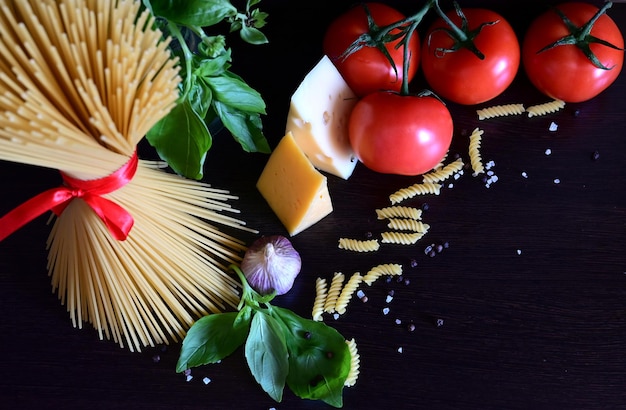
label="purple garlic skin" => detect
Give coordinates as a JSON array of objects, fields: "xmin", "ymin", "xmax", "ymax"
[{"xmin": 241, "ymin": 235, "xmax": 302, "ymax": 296}]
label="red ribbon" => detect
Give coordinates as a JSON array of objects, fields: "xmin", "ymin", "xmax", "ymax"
[{"xmin": 0, "ymin": 152, "xmax": 138, "ymax": 242}]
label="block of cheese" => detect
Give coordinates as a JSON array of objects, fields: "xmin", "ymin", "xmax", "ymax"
[
  {"xmin": 285, "ymin": 55, "xmax": 359, "ymax": 180},
  {"xmin": 257, "ymin": 132, "xmax": 333, "ymax": 236}
]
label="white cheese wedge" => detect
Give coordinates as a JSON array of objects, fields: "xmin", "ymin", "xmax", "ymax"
[
  {"xmin": 257, "ymin": 132, "xmax": 333, "ymax": 236},
  {"xmin": 285, "ymin": 55, "xmax": 359, "ymax": 180}
]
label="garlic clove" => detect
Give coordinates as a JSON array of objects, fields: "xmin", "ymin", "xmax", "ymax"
[{"xmin": 241, "ymin": 235, "xmax": 302, "ymax": 296}]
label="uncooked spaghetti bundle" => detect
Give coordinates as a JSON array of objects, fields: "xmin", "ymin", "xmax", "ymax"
[{"xmin": 0, "ymin": 0, "xmax": 256, "ymax": 351}]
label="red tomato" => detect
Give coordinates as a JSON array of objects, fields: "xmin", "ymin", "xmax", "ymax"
[
  {"xmin": 348, "ymin": 92, "xmax": 453, "ymax": 176},
  {"xmin": 421, "ymin": 8, "xmax": 520, "ymax": 105},
  {"xmin": 522, "ymin": 2, "xmax": 624, "ymax": 102},
  {"xmin": 323, "ymin": 2, "xmax": 420, "ymax": 97}
]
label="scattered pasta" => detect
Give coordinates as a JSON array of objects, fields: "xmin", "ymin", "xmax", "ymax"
[
  {"xmin": 344, "ymin": 338, "xmax": 361, "ymax": 387},
  {"xmin": 375, "ymin": 206, "xmax": 422, "ymax": 221},
  {"xmin": 468, "ymin": 127, "xmax": 485, "ymax": 176},
  {"xmin": 338, "ymin": 238, "xmax": 380, "ymax": 253},
  {"xmin": 324, "ymin": 272, "xmax": 345, "ymax": 313},
  {"xmin": 422, "ymin": 158, "xmax": 464, "ymax": 183},
  {"xmin": 312, "ymin": 277, "xmax": 327, "ymax": 321},
  {"xmin": 362, "ymin": 263, "xmax": 403, "ymax": 286},
  {"xmin": 476, "ymin": 103, "xmax": 525, "ymax": 120},
  {"xmin": 380, "ymin": 231, "xmax": 425, "ymax": 245},
  {"xmin": 387, "ymin": 219, "xmax": 430, "ymax": 233},
  {"xmin": 527, "ymin": 99, "xmax": 565, "ymax": 117},
  {"xmin": 389, "ymin": 183, "xmax": 441, "ymax": 205},
  {"xmin": 335, "ymin": 272, "xmax": 363, "ymax": 315}
]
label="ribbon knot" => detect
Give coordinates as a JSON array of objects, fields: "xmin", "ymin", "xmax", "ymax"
[{"xmin": 0, "ymin": 152, "xmax": 138, "ymax": 242}]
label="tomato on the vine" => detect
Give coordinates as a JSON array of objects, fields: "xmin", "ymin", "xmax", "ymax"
[
  {"xmin": 421, "ymin": 6, "xmax": 520, "ymax": 105},
  {"xmin": 522, "ymin": 2, "xmax": 624, "ymax": 103},
  {"xmin": 348, "ymin": 92, "xmax": 452, "ymax": 176},
  {"xmin": 323, "ymin": 2, "xmax": 420, "ymax": 97}
]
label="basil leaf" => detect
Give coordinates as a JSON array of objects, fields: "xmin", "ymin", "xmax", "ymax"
[
  {"xmin": 192, "ymin": 49, "xmax": 232, "ymax": 78},
  {"xmin": 214, "ymin": 101, "xmax": 270, "ymax": 153},
  {"xmin": 176, "ymin": 310, "xmax": 252, "ymax": 373},
  {"xmin": 150, "ymin": 0, "xmax": 237, "ymax": 27},
  {"xmin": 188, "ymin": 78, "xmax": 213, "ymax": 119},
  {"xmin": 240, "ymin": 26, "xmax": 268, "ymax": 45},
  {"xmin": 271, "ymin": 306, "xmax": 351, "ymax": 408},
  {"xmin": 245, "ymin": 312, "xmax": 289, "ymax": 402},
  {"xmin": 146, "ymin": 99, "xmax": 212, "ymax": 180},
  {"xmin": 206, "ymin": 73, "xmax": 266, "ymax": 114}
]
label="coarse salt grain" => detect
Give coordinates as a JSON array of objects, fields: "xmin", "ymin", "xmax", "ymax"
[
  {"xmin": 545, "ymin": 148, "xmax": 552, "ymax": 155},
  {"xmin": 521, "ymin": 171, "xmax": 528, "ymax": 178},
  {"xmin": 554, "ymin": 178, "xmax": 561, "ymax": 184},
  {"xmin": 333, "ymin": 313, "xmax": 340, "ymax": 320},
  {"xmin": 203, "ymin": 377, "xmax": 212, "ymax": 385},
  {"xmin": 517, "ymin": 249, "xmax": 522, "ymax": 255},
  {"xmin": 395, "ymin": 318, "xmax": 402, "ymax": 325},
  {"xmin": 386, "ymin": 295, "xmax": 394, "ymax": 303},
  {"xmin": 382, "ymin": 307, "xmax": 390, "ymax": 315},
  {"xmin": 186, "ymin": 375, "xmax": 193, "ymax": 382},
  {"xmin": 397, "ymin": 347, "xmax": 403, "ymax": 353},
  {"xmin": 356, "ymin": 290, "xmax": 365, "ymax": 299},
  {"xmin": 549, "ymin": 122, "xmax": 558, "ymax": 131}
]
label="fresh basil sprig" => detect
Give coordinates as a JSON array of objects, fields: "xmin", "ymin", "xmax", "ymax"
[
  {"xmin": 177, "ymin": 266, "xmax": 352, "ymax": 407},
  {"xmin": 142, "ymin": 0, "xmax": 270, "ymax": 180}
]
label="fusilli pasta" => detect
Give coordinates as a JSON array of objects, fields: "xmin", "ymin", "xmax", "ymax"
[
  {"xmin": 380, "ymin": 231, "xmax": 425, "ymax": 245},
  {"xmin": 338, "ymin": 238, "xmax": 380, "ymax": 252},
  {"xmin": 527, "ymin": 99, "xmax": 565, "ymax": 117},
  {"xmin": 422, "ymin": 158, "xmax": 464, "ymax": 183},
  {"xmin": 324, "ymin": 272, "xmax": 345, "ymax": 313},
  {"xmin": 476, "ymin": 103, "xmax": 525, "ymax": 120},
  {"xmin": 362, "ymin": 263, "xmax": 403, "ymax": 285},
  {"xmin": 344, "ymin": 338, "xmax": 360, "ymax": 387},
  {"xmin": 312, "ymin": 277, "xmax": 327, "ymax": 321},
  {"xmin": 375, "ymin": 206, "xmax": 422, "ymax": 221},
  {"xmin": 468, "ymin": 127, "xmax": 485, "ymax": 176},
  {"xmin": 389, "ymin": 182, "xmax": 441, "ymax": 204},
  {"xmin": 335, "ymin": 272, "xmax": 363, "ymax": 315},
  {"xmin": 387, "ymin": 218, "xmax": 430, "ymax": 233}
]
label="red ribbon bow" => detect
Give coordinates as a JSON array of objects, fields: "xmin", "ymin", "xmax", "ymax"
[{"xmin": 0, "ymin": 152, "xmax": 138, "ymax": 242}]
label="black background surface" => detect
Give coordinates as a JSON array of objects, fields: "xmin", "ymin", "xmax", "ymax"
[{"xmin": 1, "ymin": 1, "xmax": 625, "ymax": 409}]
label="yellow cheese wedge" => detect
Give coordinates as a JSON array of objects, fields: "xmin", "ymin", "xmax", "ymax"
[
  {"xmin": 257, "ymin": 132, "xmax": 333, "ymax": 236},
  {"xmin": 285, "ymin": 55, "xmax": 358, "ymax": 180}
]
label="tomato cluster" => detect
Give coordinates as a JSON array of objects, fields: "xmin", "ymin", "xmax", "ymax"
[{"xmin": 323, "ymin": 1, "xmax": 624, "ymax": 176}]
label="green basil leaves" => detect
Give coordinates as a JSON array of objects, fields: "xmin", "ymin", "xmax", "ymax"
[
  {"xmin": 142, "ymin": 0, "xmax": 270, "ymax": 179},
  {"xmin": 176, "ymin": 266, "xmax": 353, "ymax": 407}
]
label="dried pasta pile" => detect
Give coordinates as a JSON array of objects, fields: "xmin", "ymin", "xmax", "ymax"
[{"xmin": 0, "ymin": 0, "xmax": 255, "ymax": 351}]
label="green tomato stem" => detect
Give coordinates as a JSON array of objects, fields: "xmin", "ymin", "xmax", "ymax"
[{"xmin": 432, "ymin": 0, "xmax": 468, "ymax": 42}]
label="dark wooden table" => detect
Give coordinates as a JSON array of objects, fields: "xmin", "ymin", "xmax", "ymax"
[{"xmin": 1, "ymin": 1, "xmax": 625, "ymax": 409}]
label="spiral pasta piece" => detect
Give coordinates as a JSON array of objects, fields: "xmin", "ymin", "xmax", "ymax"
[
  {"xmin": 389, "ymin": 183, "xmax": 441, "ymax": 205},
  {"xmin": 422, "ymin": 158, "xmax": 464, "ymax": 183},
  {"xmin": 476, "ymin": 103, "xmax": 525, "ymax": 120},
  {"xmin": 312, "ymin": 277, "xmax": 327, "ymax": 321},
  {"xmin": 527, "ymin": 99, "xmax": 565, "ymax": 117},
  {"xmin": 338, "ymin": 238, "xmax": 380, "ymax": 253},
  {"xmin": 375, "ymin": 206, "xmax": 422, "ymax": 221},
  {"xmin": 387, "ymin": 219, "xmax": 430, "ymax": 233},
  {"xmin": 324, "ymin": 272, "xmax": 345, "ymax": 313},
  {"xmin": 344, "ymin": 338, "xmax": 360, "ymax": 387},
  {"xmin": 335, "ymin": 272, "xmax": 363, "ymax": 315},
  {"xmin": 380, "ymin": 231, "xmax": 425, "ymax": 245},
  {"xmin": 468, "ymin": 127, "xmax": 485, "ymax": 176},
  {"xmin": 362, "ymin": 263, "xmax": 403, "ymax": 285}
]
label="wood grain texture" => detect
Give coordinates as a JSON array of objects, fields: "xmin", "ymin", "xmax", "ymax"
[{"xmin": 1, "ymin": 1, "xmax": 625, "ymax": 409}]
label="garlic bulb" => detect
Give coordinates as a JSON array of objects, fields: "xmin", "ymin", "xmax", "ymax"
[{"xmin": 240, "ymin": 235, "xmax": 302, "ymax": 296}]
